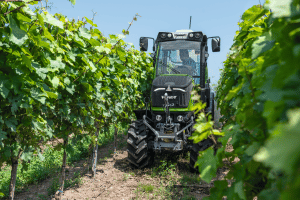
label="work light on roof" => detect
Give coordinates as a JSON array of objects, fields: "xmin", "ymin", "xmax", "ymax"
[
  {"xmin": 161, "ymin": 33, "xmax": 166, "ymax": 38},
  {"xmin": 167, "ymin": 33, "xmax": 172, "ymax": 38},
  {"xmin": 189, "ymin": 33, "xmax": 194, "ymax": 38},
  {"xmin": 195, "ymin": 33, "xmax": 201, "ymax": 38}
]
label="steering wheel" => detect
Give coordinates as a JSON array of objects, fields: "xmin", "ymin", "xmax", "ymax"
[{"xmin": 178, "ymin": 65, "xmax": 193, "ymax": 76}]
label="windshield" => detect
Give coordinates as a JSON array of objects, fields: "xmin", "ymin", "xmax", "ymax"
[{"xmin": 156, "ymin": 40, "xmax": 201, "ymax": 84}]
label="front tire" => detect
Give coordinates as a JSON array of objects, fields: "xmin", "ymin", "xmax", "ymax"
[
  {"xmin": 127, "ymin": 120, "xmax": 152, "ymax": 169},
  {"xmin": 189, "ymin": 138, "xmax": 215, "ymax": 173}
]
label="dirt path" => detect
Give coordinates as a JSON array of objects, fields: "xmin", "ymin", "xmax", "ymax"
[{"xmin": 15, "ymin": 134, "xmax": 231, "ymax": 200}]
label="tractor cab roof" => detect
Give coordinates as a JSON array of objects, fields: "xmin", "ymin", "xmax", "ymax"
[{"xmin": 156, "ymin": 30, "xmax": 203, "ymax": 43}]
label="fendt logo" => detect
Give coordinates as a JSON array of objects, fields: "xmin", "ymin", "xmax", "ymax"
[{"xmin": 162, "ymin": 96, "xmax": 177, "ymax": 99}]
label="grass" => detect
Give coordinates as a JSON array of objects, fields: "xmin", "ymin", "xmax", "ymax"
[
  {"xmin": 0, "ymin": 124, "xmax": 127, "ymax": 199},
  {"xmin": 138, "ymin": 184, "xmax": 154, "ymax": 193},
  {"xmin": 180, "ymin": 173, "xmax": 202, "ymax": 184},
  {"xmin": 65, "ymin": 171, "xmax": 82, "ymax": 188},
  {"xmin": 47, "ymin": 177, "xmax": 60, "ymax": 196}
]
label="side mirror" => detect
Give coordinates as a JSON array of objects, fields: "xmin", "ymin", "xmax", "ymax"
[
  {"xmin": 140, "ymin": 37, "xmax": 148, "ymax": 51},
  {"xmin": 212, "ymin": 38, "xmax": 220, "ymax": 52}
]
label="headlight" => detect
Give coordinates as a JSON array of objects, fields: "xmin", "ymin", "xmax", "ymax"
[
  {"xmin": 156, "ymin": 115, "xmax": 162, "ymax": 121},
  {"xmin": 167, "ymin": 33, "xmax": 172, "ymax": 38},
  {"xmin": 161, "ymin": 33, "xmax": 166, "ymax": 38},
  {"xmin": 177, "ymin": 115, "xmax": 183, "ymax": 122}
]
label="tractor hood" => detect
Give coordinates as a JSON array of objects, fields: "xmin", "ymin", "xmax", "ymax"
[{"xmin": 151, "ymin": 76, "xmax": 193, "ymax": 108}]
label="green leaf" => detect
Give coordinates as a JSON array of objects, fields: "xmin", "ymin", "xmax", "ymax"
[
  {"xmin": 5, "ymin": 117, "xmax": 18, "ymax": 132},
  {"xmin": 82, "ymin": 82, "xmax": 94, "ymax": 92},
  {"xmin": 195, "ymin": 148, "xmax": 218, "ymax": 183},
  {"xmin": 8, "ymin": 14, "xmax": 28, "ymax": 46},
  {"xmin": 50, "ymin": 60, "xmax": 65, "ymax": 70},
  {"xmin": 0, "ymin": 79, "xmax": 9, "ymax": 98},
  {"xmin": 74, "ymin": 34, "xmax": 86, "ymax": 47},
  {"xmin": 265, "ymin": 0, "xmax": 293, "ymax": 18},
  {"xmin": 79, "ymin": 27, "xmax": 91, "ymax": 40},
  {"xmin": 37, "ymin": 13, "xmax": 44, "ymax": 27},
  {"xmin": 70, "ymin": 0, "xmax": 76, "ymax": 5},
  {"xmin": 66, "ymin": 85, "xmax": 75, "ymax": 94},
  {"xmin": 64, "ymin": 77, "xmax": 70, "ymax": 85},
  {"xmin": 46, "ymin": 91, "xmax": 58, "ymax": 99},
  {"xmin": 51, "ymin": 76, "xmax": 60, "ymax": 88},
  {"xmin": 0, "ymin": 129, "xmax": 7, "ymax": 141},
  {"xmin": 16, "ymin": 12, "xmax": 31, "ymax": 23},
  {"xmin": 38, "ymin": 151, "xmax": 45, "ymax": 162},
  {"xmin": 252, "ymin": 32, "xmax": 275, "ymax": 60},
  {"xmin": 234, "ymin": 181, "xmax": 246, "ymax": 200},
  {"xmin": 85, "ymin": 17, "xmax": 97, "ymax": 27},
  {"xmin": 32, "ymin": 62, "xmax": 48, "ymax": 80},
  {"xmin": 41, "ymin": 13, "xmax": 64, "ymax": 29},
  {"xmin": 254, "ymin": 108, "xmax": 300, "ymax": 175},
  {"xmin": 245, "ymin": 142, "xmax": 260, "ymax": 156},
  {"xmin": 44, "ymin": 28, "xmax": 55, "ymax": 41},
  {"xmin": 95, "ymin": 46, "xmax": 111, "ymax": 54},
  {"xmin": 30, "ymin": 88, "xmax": 47, "ymax": 104}
]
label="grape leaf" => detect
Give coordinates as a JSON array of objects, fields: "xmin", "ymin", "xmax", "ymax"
[
  {"xmin": 265, "ymin": 0, "xmax": 293, "ymax": 18},
  {"xmin": 70, "ymin": 0, "xmax": 76, "ymax": 5},
  {"xmin": 254, "ymin": 108, "xmax": 300, "ymax": 175},
  {"xmin": 195, "ymin": 148, "xmax": 218, "ymax": 183},
  {"xmin": 51, "ymin": 76, "xmax": 60, "ymax": 88},
  {"xmin": 0, "ymin": 80, "xmax": 9, "ymax": 99},
  {"xmin": 41, "ymin": 13, "xmax": 64, "ymax": 29},
  {"xmin": 85, "ymin": 17, "xmax": 97, "ymax": 27},
  {"xmin": 79, "ymin": 27, "xmax": 91, "ymax": 40},
  {"xmin": 8, "ymin": 14, "xmax": 28, "ymax": 46}
]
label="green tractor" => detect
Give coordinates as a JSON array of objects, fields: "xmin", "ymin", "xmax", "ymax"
[{"xmin": 127, "ymin": 29, "xmax": 220, "ymax": 172}]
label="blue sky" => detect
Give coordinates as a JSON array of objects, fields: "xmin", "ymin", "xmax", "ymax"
[{"xmin": 36, "ymin": 0, "xmax": 265, "ymax": 87}]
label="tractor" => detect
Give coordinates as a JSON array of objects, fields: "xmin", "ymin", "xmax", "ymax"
[{"xmin": 127, "ymin": 29, "xmax": 220, "ymax": 172}]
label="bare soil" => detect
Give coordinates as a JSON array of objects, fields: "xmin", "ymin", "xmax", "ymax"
[{"xmin": 15, "ymin": 134, "xmax": 234, "ymax": 200}]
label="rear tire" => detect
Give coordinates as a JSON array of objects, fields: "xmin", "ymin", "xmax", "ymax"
[{"xmin": 127, "ymin": 120, "xmax": 153, "ymax": 169}]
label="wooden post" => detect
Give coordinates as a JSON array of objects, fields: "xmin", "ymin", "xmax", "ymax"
[
  {"xmin": 92, "ymin": 121, "xmax": 99, "ymax": 178},
  {"xmin": 56, "ymin": 136, "xmax": 68, "ymax": 200},
  {"xmin": 114, "ymin": 126, "xmax": 117, "ymax": 159}
]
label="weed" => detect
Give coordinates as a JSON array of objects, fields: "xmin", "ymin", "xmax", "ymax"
[
  {"xmin": 181, "ymin": 194, "xmax": 197, "ymax": 200},
  {"xmin": 37, "ymin": 193, "xmax": 47, "ymax": 200},
  {"xmin": 129, "ymin": 171, "xmax": 135, "ymax": 176},
  {"xmin": 47, "ymin": 177, "xmax": 60, "ymax": 196},
  {"xmin": 65, "ymin": 171, "xmax": 82, "ymax": 188},
  {"xmin": 154, "ymin": 160, "xmax": 176, "ymax": 177},
  {"xmin": 123, "ymin": 173, "xmax": 130, "ymax": 181},
  {"xmin": 180, "ymin": 173, "xmax": 201, "ymax": 184},
  {"xmin": 138, "ymin": 184, "xmax": 154, "ymax": 193}
]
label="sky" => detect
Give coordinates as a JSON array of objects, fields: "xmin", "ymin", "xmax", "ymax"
[{"xmin": 34, "ymin": 0, "xmax": 266, "ymax": 87}]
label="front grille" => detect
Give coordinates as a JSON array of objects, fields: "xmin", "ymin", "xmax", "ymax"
[{"xmin": 151, "ymin": 76, "xmax": 193, "ymax": 108}]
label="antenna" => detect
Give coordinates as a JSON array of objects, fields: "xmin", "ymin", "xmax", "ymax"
[{"xmin": 189, "ymin": 16, "xmax": 192, "ymax": 29}]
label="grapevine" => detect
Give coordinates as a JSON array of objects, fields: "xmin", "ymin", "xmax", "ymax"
[
  {"xmin": 191, "ymin": 0, "xmax": 300, "ymax": 199},
  {"xmin": 0, "ymin": 1, "xmax": 152, "ymax": 199}
]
